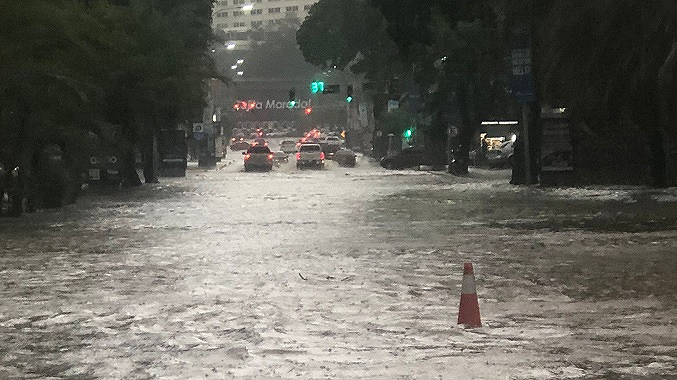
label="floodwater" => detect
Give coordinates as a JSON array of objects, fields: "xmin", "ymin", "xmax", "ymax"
[{"xmin": 1, "ymin": 140, "xmax": 676, "ymax": 379}]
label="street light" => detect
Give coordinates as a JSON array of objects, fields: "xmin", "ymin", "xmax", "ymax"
[
  {"xmin": 236, "ymin": 59, "xmax": 244, "ymax": 64},
  {"xmin": 242, "ymin": 4, "xmax": 253, "ymax": 11}
]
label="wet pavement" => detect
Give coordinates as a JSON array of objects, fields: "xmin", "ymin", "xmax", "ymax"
[{"xmin": 1, "ymin": 142, "xmax": 677, "ymax": 379}]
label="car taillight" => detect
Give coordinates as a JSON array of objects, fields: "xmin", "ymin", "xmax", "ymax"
[
  {"xmin": 320, "ymin": 152, "xmax": 325, "ymax": 160},
  {"xmin": 295, "ymin": 152, "xmax": 301, "ymax": 160},
  {"xmin": 244, "ymin": 154, "xmax": 251, "ymax": 160},
  {"xmin": 267, "ymin": 153, "xmax": 274, "ymax": 160}
]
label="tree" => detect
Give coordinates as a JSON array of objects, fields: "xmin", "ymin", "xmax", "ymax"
[
  {"xmin": 533, "ymin": 1, "xmax": 677, "ymax": 186},
  {"xmin": 103, "ymin": 0, "xmax": 218, "ymax": 185},
  {"xmin": 0, "ymin": 0, "xmax": 114, "ymax": 210},
  {"xmin": 0, "ymin": 0, "xmax": 218, "ymax": 214},
  {"xmin": 370, "ymin": 0, "xmax": 508, "ymax": 175},
  {"xmin": 297, "ymin": 0, "xmax": 406, "ymax": 91}
]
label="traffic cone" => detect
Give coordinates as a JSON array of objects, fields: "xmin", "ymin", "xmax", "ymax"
[{"xmin": 458, "ymin": 262, "xmax": 482, "ymax": 327}]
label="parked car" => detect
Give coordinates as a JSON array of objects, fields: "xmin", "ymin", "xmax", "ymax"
[
  {"xmin": 380, "ymin": 146, "xmax": 427, "ymax": 169},
  {"xmin": 486, "ymin": 140, "xmax": 514, "ymax": 168},
  {"xmin": 333, "ymin": 148, "xmax": 357, "ymax": 167},
  {"xmin": 243, "ymin": 145, "xmax": 274, "ymax": 172},
  {"xmin": 158, "ymin": 129, "xmax": 187, "ymax": 177},
  {"xmin": 296, "ymin": 143, "xmax": 325, "ymax": 169},
  {"xmin": 279, "ymin": 140, "xmax": 297, "ymax": 154}
]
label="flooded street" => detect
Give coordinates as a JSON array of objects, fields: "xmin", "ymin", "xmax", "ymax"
[{"xmin": 1, "ymin": 146, "xmax": 676, "ymax": 379}]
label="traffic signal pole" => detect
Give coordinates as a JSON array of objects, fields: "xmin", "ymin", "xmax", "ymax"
[{"xmin": 522, "ymin": 103, "xmax": 531, "ymax": 185}]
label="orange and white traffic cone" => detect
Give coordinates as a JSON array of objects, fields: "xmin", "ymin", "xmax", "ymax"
[{"xmin": 458, "ymin": 262, "xmax": 482, "ymax": 327}]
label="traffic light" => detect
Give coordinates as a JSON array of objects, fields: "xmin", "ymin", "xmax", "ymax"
[
  {"xmin": 310, "ymin": 81, "xmax": 325, "ymax": 94},
  {"xmin": 304, "ymin": 107, "xmax": 313, "ymax": 115},
  {"xmin": 346, "ymin": 85, "xmax": 353, "ymax": 103},
  {"xmin": 403, "ymin": 128, "xmax": 412, "ymax": 139},
  {"xmin": 288, "ymin": 87, "xmax": 296, "ymax": 108}
]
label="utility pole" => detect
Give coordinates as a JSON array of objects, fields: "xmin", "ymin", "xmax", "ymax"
[
  {"xmin": 522, "ymin": 104, "xmax": 531, "ymax": 185},
  {"xmin": 511, "ymin": 25, "xmax": 536, "ymax": 185}
]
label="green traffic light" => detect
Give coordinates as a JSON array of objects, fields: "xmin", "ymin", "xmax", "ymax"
[
  {"xmin": 404, "ymin": 129, "xmax": 412, "ymax": 138},
  {"xmin": 311, "ymin": 81, "xmax": 325, "ymax": 94},
  {"xmin": 288, "ymin": 100, "xmax": 297, "ymax": 108},
  {"xmin": 346, "ymin": 96, "xmax": 353, "ymax": 103}
]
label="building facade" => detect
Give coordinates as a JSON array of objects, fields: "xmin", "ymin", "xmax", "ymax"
[{"xmin": 212, "ymin": 0, "xmax": 318, "ymax": 50}]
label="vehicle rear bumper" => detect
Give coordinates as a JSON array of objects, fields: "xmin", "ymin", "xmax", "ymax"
[{"xmin": 297, "ymin": 160, "xmax": 324, "ymax": 168}]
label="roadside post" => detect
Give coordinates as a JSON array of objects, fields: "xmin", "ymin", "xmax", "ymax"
[{"xmin": 511, "ymin": 26, "xmax": 537, "ymax": 185}]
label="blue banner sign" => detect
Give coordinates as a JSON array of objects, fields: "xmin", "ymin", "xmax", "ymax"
[{"xmin": 511, "ymin": 28, "xmax": 536, "ymax": 103}]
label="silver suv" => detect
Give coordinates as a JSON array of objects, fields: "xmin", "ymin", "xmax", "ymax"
[
  {"xmin": 296, "ymin": 143, "xmax": 325, "ymax": 169},
  {"xmin": 243, "ymin": 145, "xmax": 274, "ymax": 172}
]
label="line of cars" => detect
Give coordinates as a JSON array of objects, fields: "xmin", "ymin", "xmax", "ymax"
[
  {"xmin": 293, "ymin": 136, "xmax": 357, "ymax": 169},
  {"xmin": 379, "ymin": 141, "xmax": 514, "ymax": 170},
  {"xmin": 240, "ymin": 133, "xmax": 357, "ymax": 172}
]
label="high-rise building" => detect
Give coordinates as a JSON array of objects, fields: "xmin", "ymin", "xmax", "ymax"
[{"xmin": 212, "ymin": 0, "xmax": 318, "ymax": 51}]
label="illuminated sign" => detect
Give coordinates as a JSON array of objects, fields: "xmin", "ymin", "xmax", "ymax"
[{"xmin": 233, "ymin": 99, "xmax": 312, "ymax": 111}]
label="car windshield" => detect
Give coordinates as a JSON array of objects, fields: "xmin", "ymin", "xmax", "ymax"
[
  {"xmin": 299, "ymin": 144, "xmax": 321, "ymax": 152},
  {"xmin": 247, "ymin": 146, "xmax": 270, "ymax": 154}
]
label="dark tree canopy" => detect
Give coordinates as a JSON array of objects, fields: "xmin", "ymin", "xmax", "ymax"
[{"xmin": 0, "ymin": 0, "xmax": 218, "ymax": 211}]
